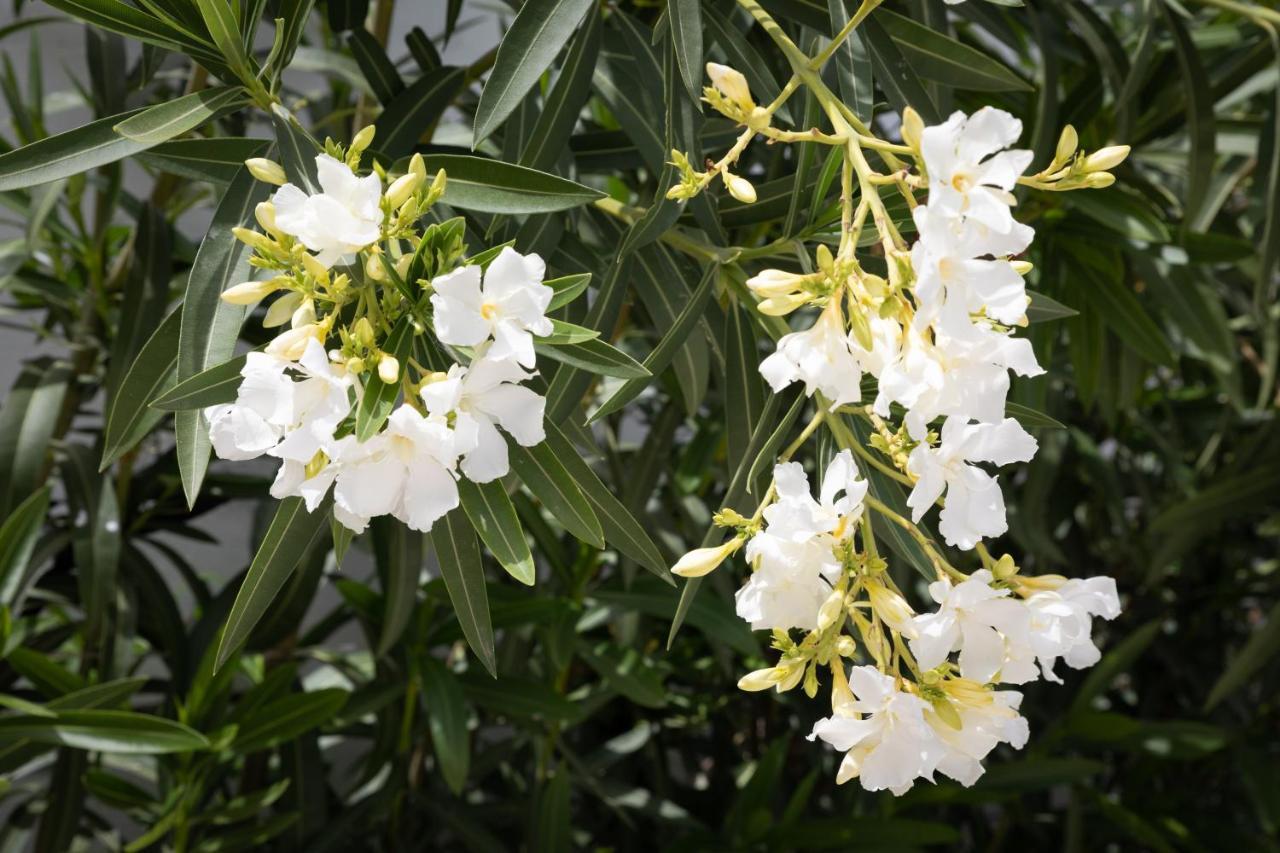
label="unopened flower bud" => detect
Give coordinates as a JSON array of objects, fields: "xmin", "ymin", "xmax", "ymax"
[
  {"xmin": 429, "ymin": 170, "xmax": 447, "ymax": 200},
  {"xmin": 929, "ymin": 696, "xmax": 964, "ymax": 731},
  {"xmin": 350, "ymin": 125, "xmax": 376, "ymax": 156},
  {"xmin": 900, "ymin": 107, "xmax": 924, "ymax": 153},
  {"xmin": 220, "ymin": 278, "xmax": 280, "ymax": 305},
  {"xmin": 377, "ymin": 354, "xmax": 399, "ymax": 384},
  {"xmin": 816, "ymin": 589, "xmax": 846, "ymax": 632},
  {"xmin": 866, "ymin": 580, "xmax": 918, "ymax": 640},
  {"xmin": 232, "ymin": 227, "xmax": 277, "ymax": 255},
  {"xmin": 758, "ymin": 293, "xmax": 809, "ymax": 316},
  {"xmin": 1084, "ymin": 171, "xmax": 1116, "ymax": 188},
  {"xmin": 671, "ymin": 540, "xmax": 739, "ymax": 578},
  {"xmin": 1010, "ymin": 260, "xmax": 1033, "ymax": 276},
  {"xmin": 1054, "ymin": 125, "xmax": 1078, "ymax": 167},
  {"xmin": 255, "ymin": 202, "xmax": 278, "ymax": 235},
  {"xmin": 346, "ymin": 357, "xmax": 365, "ymax": 374},
  {"xmin": 746, "ymin": 106, "xmax": 771, "ymax": 133},
  {"xmin": 724, "ymin": 172, "xmax": 756, "ymax": 204},
  {"xmin": 409, "ymin": 152, "xmax": 426, "ymax": 184},
  {"xmin": 816, "ymin": 243, "xmax": 835, "ymax": 277},
  {"xmin": 775, "ymin": 659, "xmax": 806, "ymax": 692},
  {"xmin": 353, "ymin": 316, "xmax": 376, "ymax": 348},
  {"xmin": 746, "ymin": 268, "xmax": 806, "ymax": 298},
  {"xmin": 264, "ymin": 290, "xmax": 303, "ymax": 327},
  {"xmin": 992, "ymin": 553, "xmax": 1019, "ymax": 579},
  {"xmin": 395, "ymin": 255, "xmax": 413, "ymax": 280},
  {"xmin": 300, "ymin": 252, "xmax": 329, "ymax": 282},
  {"xmin": 705, "ymin": 62, "xmax": 753, "ymax": 111},
  {"xmin": 365, "ymin": 254, "xmax": 387, "ymax": 281},
  {"xmin": 737, "ymin": 667, "xmax": 781, "ymax": 692},
  {"xmin": 385, "ymin": 172, "xmax": 421, "ymax": 208},
  {"xmin": 1083, "ymin": 144, "xmax": 1130, "ymax": 173},
  {"xmin": 245, "ymin": 157, "xmax": 286, "ymax": 186},
  {"xmin": 835, "ymin": 635, "xmax": 856, "ymax": 657},
  {"xmin": 291, "ymin": 299, "xmax": 316, "ymax": 330},
  {"xmin": 266, "ymin": 324, "xmax": 316, "ymax": 360}
]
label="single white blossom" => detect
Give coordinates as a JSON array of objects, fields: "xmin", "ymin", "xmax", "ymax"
[
  {"xmin": 420, "ymin": 356, "xmax": 546, "ymax": 483},
  {"xmin": 928, "ymin": 679, "xmax": 1030, "ymax": 786},
  {"xmin": 759, "ymin": 299, "xmax": 864, "ymax": 409},
  {"xmin": 764, "ymin": 451, "xmax": 868, "ymax": 542},
  {"xmin": 206, "ymin": 352, "xmax": 295, "ymax": 461},
  {"xmin": 735, "ymin": 534, "xmax": 842, "ymax": 631},
  {"xmin": 1024, "ymin": 576, "xmax": 1122, "ymax": 682},
  {"xmin": 430, "ymin": 248, "xmax": 553, "ymax": 368},
  {"xmin": 808, "ymin": 666, "xmax": 944, "ymax": 793},
  {"xmin": 909, "ymin": 569, "xmax": 1038, "ymax": 684},
  {"xmin": 272, "ymin": 154, "xmax": 383, "ymax": 266},
  {"xmin": 921, "ymin": 107, "xmax": 1033, "ymax": 234},
  {"xmin": 265, "ymin": 339, "xmax": 355, "ymax": 471},
  {"xmin": 906, "ymin": 418, "xmax": 1038, "ymax": 551}
]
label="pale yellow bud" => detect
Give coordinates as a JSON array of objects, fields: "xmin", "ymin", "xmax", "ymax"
[
  {"xmin": 291, "ymin": 298, "xmax": 316, "ymax": 330},
  {"xmin": 263, "ymin": 290, "xmax": 303, "ymax": 327},
  {"xmin": 350, "ymin": 125, "xmax": 376, "ymax": 156},
  {"xmin": 346, "ymin": 357, "xmax": 365, "ymax": 374},
  {"xmin": 429, "ymin": 170, "xmax": 447, "ymax": 199},
  {"xmin": 775, "ymin": 659, "xmax": 806, "ymax": 692},
  {"xmin": 900, "ymin": 107, "xmax": 924, "ymax": 152},
  {"xmin": 671, "ymin": 540, "xmax": 739, "ymax": 578},
  {"xmin": 220, "ymin": 279, "xmax": 280, "ymax": 305},
  {"xmin": 1054, "ymin": 125, "xmax": 1078, "ymax": 166},
  {"xmin": 300, "ymin": 252, "xmax": 329, "ymax": 282},
  {"xmin": 705, "ymin": 62, "xmax": 753, "ymax": 111},
  {"xmin": 365, "ymin": 254, "xmax": 387, "ymax": 281},
  {"xmin": 245, "ymin": 157, "xmax": 286, "ymax": 186},
  {"xmin": 724, "ymin": 172, "xmax": 756, "ymax": 204},
  {"xmin": 757, "ymin": 293, "xmax": 809, "ymax": 316},
  {"xmin": 353, "ymin": 316, "xmax": 376, "ymax": 348},
  {"xmin": 377, "ymin": 354, "xmax": 400, "ymax": 384},
  {"xmin": 866, "ymin": 580, "xmax": 918, "ymax": 640},
  {"xmin": 1010, "ymin": 260, "xmax": 1033, "ymax": 276},
  {"xmin": 1017, "ymin": 573, "xmax": 1069, "ymax": 593},
  {"xmin": 254, "ymin": 202, "xmax": 278, "ymax": 235},
  {"xmin": 1082, "ymin": 145, "xmax": 1130, "ymax": 173},
  {"xmin": 232, "ymin": 227, "xmax": 277, "ymax": 255},
  {"xmin": 746, "ymin": 106, "xmax": 771, "ymax": 133},
  {"xmin": 992, "ymin": 553, "xmax": 1019, "ymax": 579},
  {"xmin": 385, "ymin": 172, "xmax": 422, "ymax": 208},
  {"xmin": 266, "ymin": 324, "xmax": 317, "ymax": 360},
  {"xmin": 928, "ymin": 697, "xmax": 964, "ymax": 731},
  {"xmin": 816, "ymin": 588, "xmax": 846, "ymax": 632},
  {"xmin": 746, "ymin": 268, "xmax": 806, "ymax": 298},
  {"xmin": 835, "ymin": 635, "xmax": 856, "ymax": 657},
  {"xmin": 394, "ymin": 255, "xmax": 413, "ymax": 280},
  {"xmin": 737, "ymin": 667, "xmax": 782, "ymax": 692},
  {"xmin": 409, "ymin": 152, "xmax": 426, "ymax": 184},
  {"xmin": 1084, "ymin": 171, "xmax": 1116, "ymax": 188}
]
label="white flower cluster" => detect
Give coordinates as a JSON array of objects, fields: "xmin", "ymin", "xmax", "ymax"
[
  {"xmin": 756, "ymin": 107, "xmax": 1044, "ymax": 551},
  {"xmin": 207, "ymin": 153, "xmax": 552, "ymax": 534}
]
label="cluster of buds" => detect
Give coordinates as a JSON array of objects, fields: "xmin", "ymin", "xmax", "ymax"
[{"xmin": 1023, "ymin": 125, "xmax": 1130, "ymax": 190}]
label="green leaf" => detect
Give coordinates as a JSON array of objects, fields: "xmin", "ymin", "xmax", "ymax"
[
  {"xmin": 589, "ymin": 263, "xmax": 715, "ymax": 422},
  {"xmin": 113, "ymin": 85, "xmax": 246, "ymax": 144},
  {"xmin": 545, "ymin": 272, "xmax": 592, "ymax": 311},
  {"xmin": 542, "ymin": 422, "xmax": 671, "ymax": 583},
  {"xmin": 417, "ymin": 658, "xmax": 470, "ymax": 795},
  {"xmin": 725, "ymin": 303, "xmax": 765, "ymax": 465},
  {"xmin": 430, "ymin": 508, "xmax": 498, "ymax": 676},
  {"xmin": 458, "ymin": 478, "xmax": 535, "ymax": 586},
  {"xmin": 355, "ymin": 317, "xmax": 413, "ymax": 441},
  {"xmin": 0, "ymin": 360, "xmax": 68, "ymax": 518},
  {"xmin": 0, "ymin": 710, "xmax": 208, "ymax": 754},
  {"xmin": 177, "ymin": 163, "xmax": 270, "ymax": 506},
  {"xmin": 373, "ymin": 66, "xmax": 466, "ymax": 160},
  {"xmin": 151, "ymin": 353, "xmax": 246, "ymax": 410},
  {"xmin": 1067, "ymin": 188, "xmax": 1170, "ymax": 243},
  {"xmin": 1071, "ymin": 620, "xmax": 1160, "ymax": 714},
  {"xmin": 535, "ymin": 337, "xmax": 650, "ymax": 380},
  {"xmin": 0, "ymin": 486, "xmax": 50, "ymax": 606},
  {"xmin": 101, "ymin": 308, "xmax": 180, "ymax": 470},
  {"xmin": 460, "ymin": 673, "xmax": 580, "ymax": 723},
  {"xmin": 232, "ymin": 689, "xmax": 349, "ymax": 753},
  {"xmin": 1205, "ymin": 598, "xmax": 1280, "ymax": 710},
  {"xmin": 1073, "ymin": 247, "xmax": 1175, "ymax": 366},
  {"xmin": 373, "ymin": 519, "xmax": 422, "ymax": 657},
  {"xmin": 1026, "ymin": 289, "xmax": 1078, "ymax": 322},
  {"xmin": 215, "ymin": 497, "xmax": 331, "ymax": 669},
  {"xmin": 509, "ymin": 441, "xmax": 604, "ymax": 549},
  {"xmin": 530, "ymin": 771, "xmax": 571, "ymax": 851},
  {"xmin": 666, "ymin": 0, "xmax": 703, "ymax": 105},
  {"xmin": 519, "ymin": 6, "xmax": 601, "ymax": 171},
  {"xmin": 0, "ymin": 107, "xmax": 153, "ymax": 191},
  {"xmin": 1161, "ymin": 2, "xmax": 1215, "ymax": 226},
  {"xmin": 136, "ymin": 137, "xmax": 266, "ymax": 183},
  {"xmin": 41, "ymin": 0, "xmax": 223, "ymax": 66},
  {"xmin": 861, "ymin": 16, "xmax": 940, "ymax": 124},
  {"xmin": 876, "ymin": 10, "xmax": 1033, "ymax": 93},
  {"xmin": 196, "ymin": 0, "xmax": 254, "ymax": 79},
  {"xmin": 540, "ymin": 320, "xmax": 601, "ymax": 345},
  {"xmin": 472, "ymin": 0, "xmax": 596, "ymax": 147},
  {"xmin": 347, "ymin": 28, "xmax": 404, "ymax": 105},
  {"xmin": 1006, "ymin": 401, "xmax": 1066, "ymax": 430},
  {"xmin": 422, "ymin": 154, "xmax": 604, "ymax": 214}
]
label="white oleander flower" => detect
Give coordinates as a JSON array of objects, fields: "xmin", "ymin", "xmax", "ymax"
[
  {"xmin": 906, "ymin": 417, "xmax": 1038, "ymax": 551},
  {"xmin": 850, "ymin": 314, "xmax": 904, "ymax": 380},
  {"xmin": 921, "ymin": 107, "xmax": 1033, "ymax": 234},
  {"xmin": 808, "ymin": 666, "xmax": 944, "ymax": 793},
  {"xmin": 430, "ymin": 248, "xmax": 553, "ymax": 368},
  {"xmin": 265, "ymin": 339, "xmax": 355, "ymax": 471},
  {"xmin": 206, "ymin": 352, "xmax": 295, "ymax": 461},
  {"xmin": 735, "ymin": 533, "xmax": 841, "ymax": 631},
  {"xmin": 875, "ymin": 325, "xmax": 1042, "ymax": 441},
  {"xmin": 420, "ymin": 356, "xmax": 546, "ymax": 483},
  {"xmin": 272, "ymin": 154, "xmax": 383, "ymax": 267},
  {"xmin": 928, "ymin": 679, "xmax": 1030, "ymax": 786},
  {"xmin": 759, "ymin": 299, "xmax": 863, "ymax": 408},
  {"xmin": 1023, "ymin": 576, "xmax": 1122, "ymax": 682},
  {"xmin": 911, "ymin": 203, "xmax": 1034, "ymax": 336},
  {"xmin": 909, "ymin": 569, "xmax": 1038, "ymax": 685},
  {"xmin": 764, "ymin": 451, "xmax": 868, "ymax": 542}
]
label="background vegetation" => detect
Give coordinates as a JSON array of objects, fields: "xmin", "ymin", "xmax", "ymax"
[{"xmin": 0, "ymin": 0, "xmax": 1277, "ymax": 849}]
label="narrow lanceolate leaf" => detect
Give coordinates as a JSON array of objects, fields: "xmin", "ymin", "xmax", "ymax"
[
  {"xmin": 40, "ymin": 0, "xmax": 223, "ymax": 66},
  {"xmin": 472, "ymin": 0, "xmax": 596, "ymax": 147},
  {"xmin": 417, "ymin": 658, "xmax": 470, "ymax": 795},
  {"xmin": 1006, "ymin": 401, "xmax": 1066, "ymax": 430},
  {"xmin": 0, "ymin": 486, "xmax": 50, "ymax": 606},
  {"xmin": 373, "ymin": 66, "xmax": 466, "ymax": 160},
  {"xmin": 196, "ymin": 0, "xmax": 255, "ymax": 79},
  {"xmin": 1026, "ymin": 290, "xmax": 1078, "ymax": 322},
  {"xmin": 589, "ymin": 264, "xmax": 716, "ymax": 422},
  {"xmin": 875, "ymin": 10, "xmax": 1032, "ymax": 93},
  {"xmin": 546, "ymin": 273, "xmax": 592, "ymax": 311},
  {"xmin": 137, "ymin": 137, "xmax": 267, "ymax": 184},
  {"xmin": 725, "ymin": 304, "xmax": 765, "ymax": 465},
  {"xmin": 861, "ymin": 16, "xmax": 940, "ymax": 125},
  {"xmin": 666, "ymin": 0, "xmax": 703, "ymax": 105},
  {"xmin": 112, "ymin": 86, "xmax": 247, "ymax": 144},
  {"xmin": 177, "ymin": 165, "xmax": 269, "ymax": 507},
  {"xmin": 151, "ymin": 353, "xmax": 246, "ymax": 410},
  {"xmin": 0, "ymin": 108, "xmax": 150, "ymax": 191},
  {"xmin": 542, "ymin": 422, "xmax": 671, "ymax": 584},
  {"xmin": 422, "ymin": 154, "xmax": 604, "ymax": 214},
  {"xmin": 458, "ymin": 478, "xmax": 535, "ymax": 586},
  {"xmin": 430, "ymin": 509, "xmax": 497, "ymax": 676},
  {"xmin": 509, "ymin": 441, "xmax": 604, "ymax": 548},
  {"xmin": 0, "ymin": 360, "xmax": 69, "ymax": 518},
  {"xmin": 1160, "ymin": 2, "xmax": 1214, "ymax": 227},
  {"xmin": 1205, "ymin": 599, "xmax": 1280, "ymax": 710},
  {"xmin": 355, "ymin": 317, "xmax": 413, "ymax": 441},
  {"xmin": 0, "ymin": 710, "xmax": 208, "ymax": 754},
  {"xmin": 347, "ymin": 28, "xmax": 405, "ymax": 105},
  {"xmin": 231, "ymin": 689, "xmax": 349, "ymax": 752},
  {"xmin": 536, "ymin": 337, "xmax": 650, "ymax": 381},
  {"xmin": 216, "ymin": 497, "xmax": 331, "ymax": 669},
  {"xmin": 373, "ymin": 518, "xmax": 423, "ymax": 657},
  {"xmin": 272, "ymin": 109, "xmax": 322, "ymax": 191},
  {"xmin": 101, "ymin": 308, "xmax": 181, "ymax": 469},
  {"xmin": 519, "ymin": 6, "xmax": 601, "ymax": 171}
]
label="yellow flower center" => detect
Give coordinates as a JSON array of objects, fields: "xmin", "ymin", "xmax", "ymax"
[{"xmin": 480, "ymin": 301, "xmax": 498, "ymax": 320}]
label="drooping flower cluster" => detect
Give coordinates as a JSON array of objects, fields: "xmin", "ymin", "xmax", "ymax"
[
  {"xmin": 669, "ymin": 58, "xmax": 1129, "ymax": 795},
  {"xmin": 207, "ymin": 128, "xmax": 552, "ymax": 534}
]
